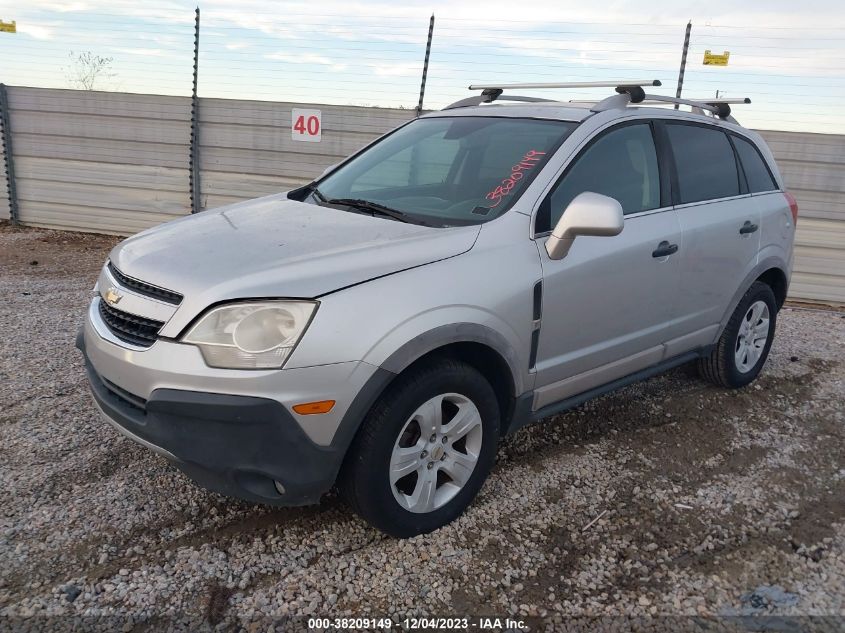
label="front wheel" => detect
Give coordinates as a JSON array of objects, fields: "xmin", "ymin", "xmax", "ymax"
[
  {"xmin": 340, "ymin": 358, "xmax": 500, "ymax": 538},
  {"xmin": 698, "ymin": 281, "xmax": 778, "ymax": 388}
]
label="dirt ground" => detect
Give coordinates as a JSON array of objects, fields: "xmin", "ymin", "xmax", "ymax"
[{"xmin": 0, "ymin": 222, "xmax": 843, "ymax": 632}]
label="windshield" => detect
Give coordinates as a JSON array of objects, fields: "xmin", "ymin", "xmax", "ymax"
[{"xmin": 313, "ymin": 116, "xmax": 577, "ymax": 226}]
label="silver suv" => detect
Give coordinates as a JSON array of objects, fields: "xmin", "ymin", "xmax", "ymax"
[{"xmin": 78, "ymin": 81, "xmax": 796, "ymax": 537}]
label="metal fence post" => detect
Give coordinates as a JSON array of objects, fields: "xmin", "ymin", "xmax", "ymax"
[
  {"xmin": 415, "ymin": 14, "xmax": 435, "ymax": 116},
  {"xmin": 0, "ymin": 83, "xmax": 19, "ymax": 224},
  {"xmin": 674, "ymin": 21, "xmax": 692, "ymax": 109},
  {"xmin": 189, "ymin": 7, "xmax": 202, "ymax": 213}
]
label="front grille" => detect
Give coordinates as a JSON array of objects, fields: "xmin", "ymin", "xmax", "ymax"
[
  {"xmin": 108, "ymin": 263, "xmax": 183, "ymax": 305},
  {"xmin": 98, "ymin": 300, "xmax": 164, "ymax": 348}
]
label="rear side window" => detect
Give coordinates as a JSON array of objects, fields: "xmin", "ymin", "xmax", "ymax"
[
  {"xmin": 732, "ymin": 136, "xmax": 778, "ymax": 193},
  {"xmin": 666, "ymin": 123, "xmax": 740, "ymax": 204},
  {"xmin": 537, "ymin": 123, "xmax": 660, "ymax": 233}
]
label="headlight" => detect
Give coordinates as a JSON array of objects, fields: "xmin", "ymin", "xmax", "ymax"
[{"xmin": 182, "ymin": 301, "xmax": 317, "ymax": 369}]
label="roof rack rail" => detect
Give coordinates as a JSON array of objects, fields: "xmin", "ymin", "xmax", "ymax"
[
  {"xmin": 467, "ymin": 80, "xmax": 662, "ymax": 90},
  {"xmin": 681, "ymin": 98, "xmax": 752, "ymax": 105},
  {"xmin": 591, "ymin": 93, "xmax": 750, "ymax": 120},
  {"xmin": 443, "ymin": 94, "xmax": 556, "ymax": 110},
  {"xmin": 443, "ymin": 79, "xmax": 662, "ymax": 110},
  {"xmin": 572, "ymin": 97, "xmax": 751, "ymax": 107},
  {"xmin": 440, "ymin": 80, "xmax": 749, "ymax": 123}
]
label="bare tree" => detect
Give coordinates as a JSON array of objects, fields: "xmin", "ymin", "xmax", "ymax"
[{"xmin": 64, "ymin": 51, "xmax": 117, "ymax": 91}]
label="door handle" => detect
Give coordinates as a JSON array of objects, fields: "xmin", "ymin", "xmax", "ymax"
[
  {"xmin": 652, "ymin": 241, "xmax": 679, "ymax": 258},
  {"xmin": 739, "ymin": 221, "xmax": 759, "ymax": 235}
]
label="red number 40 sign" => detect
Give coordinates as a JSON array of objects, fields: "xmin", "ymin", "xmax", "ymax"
[{"xmin": 291, "ymin": 108, "xmax": 321, "ymax": 143}]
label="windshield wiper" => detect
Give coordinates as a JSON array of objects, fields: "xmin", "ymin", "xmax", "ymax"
[
  {"xmin": 321, "ymin": 196, "xmax": 438, "ymax": 227},
  {"xmin": 311, "ymin": 186, "xmax": 328, "ymax": 203}
]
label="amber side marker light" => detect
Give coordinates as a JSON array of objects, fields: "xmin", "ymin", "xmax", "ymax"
[
  {"xmin": 292, "ymin": 400, "xmax": 336, "ymax": 415},
  {"xmin": 784, "ymin": 191, "xmax": 799, "ymax": 225}
]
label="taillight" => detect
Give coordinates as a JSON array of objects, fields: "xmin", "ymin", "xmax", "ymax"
[{"xmin": 784, "ymin": 192, "xmax": 799, "ymax": 225}]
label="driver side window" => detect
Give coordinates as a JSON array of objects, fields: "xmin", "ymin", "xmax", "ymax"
[{"xmin": 537, "ymin": 123, "xmax": 660, "ymax": 233}]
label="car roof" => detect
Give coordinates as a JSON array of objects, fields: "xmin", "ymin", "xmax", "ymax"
[{"xmin": 422, "ymin": 103, "xmax": 593, "ymax": 123}]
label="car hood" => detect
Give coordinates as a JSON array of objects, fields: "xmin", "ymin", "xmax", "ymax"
[{"xmin": 109, "ymin": 194, "xmax": 480, "ymax": 305}]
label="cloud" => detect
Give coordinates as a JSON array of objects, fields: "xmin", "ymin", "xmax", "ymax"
[
  {"xmin": 16, "ymin": 22, "xmax": 54, "ymax": 40},
  {"xmin": 367, "ymin": 61, "xmax": 421, "ymax": 77},
  {"xmin": 113, "ymin": 47, "xmax": 171, "ymax": 57},
  {"xmin": 265, "ymin": 51, "xmax": 348, "ymax": 71}
]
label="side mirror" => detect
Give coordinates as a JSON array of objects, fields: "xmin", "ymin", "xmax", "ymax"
[{"xmin": 545, "ymin": 192, "xmax": 624, "ymax": 260}]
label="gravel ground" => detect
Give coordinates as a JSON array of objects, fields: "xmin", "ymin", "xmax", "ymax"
[{"xmin": 0, "ymin": 222, "xmax": 843, "ymax": 631}]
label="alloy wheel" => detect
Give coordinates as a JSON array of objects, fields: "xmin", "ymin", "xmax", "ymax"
[
  {"xmin": 389, "ymin": 393, "xmax": 483, "ymax": 513},
  {"xmin": 735, "ymin": 300, "xmax": 770, "ymax": 373}
]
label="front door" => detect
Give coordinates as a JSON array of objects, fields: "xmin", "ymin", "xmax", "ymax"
[{"xmin": 532, "ymin": 121, "xmax": 683, "ymax": 410}]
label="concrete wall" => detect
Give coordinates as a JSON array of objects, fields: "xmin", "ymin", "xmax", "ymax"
[
  {"xmin": 758, "ymin": 130, "xmax": 845, "ymax": 304},
  {"xmin": 0, "ymin": 87, "xmax": 842, "ymax": 303},
  {"xmin": 197, "ymin": 98, "xmax": 415, "ymax": 210},
  {"xmin": 5, "ymin": 87, "xmax": 191, "ymax": 234}
]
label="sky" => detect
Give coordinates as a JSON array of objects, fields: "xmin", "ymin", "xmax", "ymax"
[{"xmin": 0, "ymin": 0, "xmax": 844, "ymax": 132}]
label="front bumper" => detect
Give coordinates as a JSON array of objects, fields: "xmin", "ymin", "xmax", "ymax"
[
  {"xmin": 79, "ymin": 331, "xmax": 345, "ymax": 504},
  {"xmin": 83, "ymin": 298, "xmax": 375, "ymax": 446},
  {"xmin": 78, "ymin": 301, "xmax": 393, "ymax": 506}
]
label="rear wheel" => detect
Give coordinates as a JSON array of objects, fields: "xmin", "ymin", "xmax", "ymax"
[
  {"xmin": 698, "ymin": 281, "xmax": 777, "ymax": 388},
  {"xmin": 340, "ymin": 358, "xmax": 499, "ymax": 537}
]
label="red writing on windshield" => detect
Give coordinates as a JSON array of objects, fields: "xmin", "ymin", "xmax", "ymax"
[{"xmin": 484, "ymin": 150, "xmax": 547, "ymax": 208}]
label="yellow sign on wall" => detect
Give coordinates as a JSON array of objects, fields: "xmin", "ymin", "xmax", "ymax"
[
  {"xmin": 703, "ymin": 50, "xmax": 730, "ymax": 66},
  {"xmin": 0, "ymin": 20, "xmax": 16, "ymax": 33}
]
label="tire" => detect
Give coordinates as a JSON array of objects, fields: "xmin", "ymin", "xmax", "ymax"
[
  {"xmin": 339, "ymin": 357, "xmax": 500, "ymax": 538},
  {"xmin": 698, "ymin": 281, "xmax": 778, "ymax": 388}
]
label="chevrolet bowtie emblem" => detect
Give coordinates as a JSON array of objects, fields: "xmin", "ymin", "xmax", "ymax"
[{"xmin": 105, "ymin": 287, "xmax": 123, "ymax": 305}]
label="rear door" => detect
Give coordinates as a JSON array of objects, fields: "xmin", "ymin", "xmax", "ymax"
[
  {"xmin": 663, "ymin": 121, "xmax": 761, "ymax": 345},
  {"xmin": 730, "ymin": 133, "xmax": 793, "ymax": 271},
  {"xmin": 532, "ymin": 120, "xmax": 684, "ymax": 409}
]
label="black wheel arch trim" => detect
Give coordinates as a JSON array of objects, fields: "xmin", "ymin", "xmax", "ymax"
[{"xmin": 377, "ymin": 322, "xmax": 524, "ymax": 396}]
